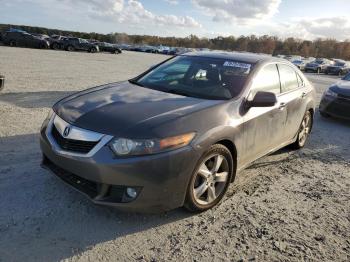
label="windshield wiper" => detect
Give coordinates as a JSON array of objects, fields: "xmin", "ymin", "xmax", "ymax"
[{"xmin": 128, "ymin": 79, "xmax": 144, "ymax": 87}]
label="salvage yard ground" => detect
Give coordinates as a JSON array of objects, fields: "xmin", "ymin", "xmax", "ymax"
[{"xmin": 0, "ymin": 46, "xmax": 349, "ymax": 262}]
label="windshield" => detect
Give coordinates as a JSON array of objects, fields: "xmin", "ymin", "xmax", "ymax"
[
  {"xmin": 315, "ymin": 60, "xmax": 324, "ymax": 64},
  {"xmin": 136, "ymin": 56, "xmax": 253, "ymax": 100},
  {"xmin": 293, "ymin": 60, "xmax": 303, "ymax": 64}
]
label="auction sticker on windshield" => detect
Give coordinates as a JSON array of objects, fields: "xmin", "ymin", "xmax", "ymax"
[{"xmin": 223, "ymin": 61, "xmax": 252, "ymax": 74}]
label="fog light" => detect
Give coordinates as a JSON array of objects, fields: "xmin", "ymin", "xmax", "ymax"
[{"xmin": 126, "ymin": 187, "xmax": 137, "ymax": 199}]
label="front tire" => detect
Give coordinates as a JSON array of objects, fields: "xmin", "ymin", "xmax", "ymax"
[
  {"xmin": 290, "ymin": 111, "xmax": 312, "ymax": 149},
  {"xmin": 66, "ymin": 45, "xmax": 74, "ymax": 51},
  {"xmin": 89, "ymin": 47, "xmax": 97, "ymax": 53},
  {"xmin": 184, "ymin": 144, "xmax": 234, "ymax": 212},
  {"xmin": 52, "ymin": 43, "xmax": 59, "ymax": 50},
  {"xmin": 9, "ymin": 40, "xmax": 16, "ymax": 47}
]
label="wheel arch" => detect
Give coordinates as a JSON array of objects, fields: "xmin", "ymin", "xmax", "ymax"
[{"xmin": 215, "ymin": 139, "xmax": 238, "ymax": 182}]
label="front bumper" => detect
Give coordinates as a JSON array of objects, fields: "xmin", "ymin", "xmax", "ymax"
[
  {"xmin": 40, "ymin": 118, "xmax": 200, "ymax": 212},
  {"xmin": 326, "ymin": 68, "xmax": 341, "ymax": 75},
  {"xmin": 319, "ymin": 95, "xmax": 350, "ymax": 120}
]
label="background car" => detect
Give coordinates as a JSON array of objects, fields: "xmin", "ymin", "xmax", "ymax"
[
  {"xmin": 305, "ymin": 58, "xmax": 332, "ymax": 74},
  {"xmin": 320, "ymin": 73, "xmax": 350, "ymax": 120},
  {"xmin": 48, "ymin": 35, "xmax": 68, "ymax": 50},
  {"xmin": 62, "ymin": 37, "xmax": 99, "ymax": 53},
  {"xmin": 325, "ymin": 60, "xmax": 350, "ymax": 76},
  {"xmin": 292, "ymin": 59, "xmax": 307, "ymax": 70},
  {"xmin": 2, "ymin": 31, "xmax": 50, "ymax": 49},
  {"xmin": 95, "ymin": 42, "xmax": 122, "ymax": 54}
]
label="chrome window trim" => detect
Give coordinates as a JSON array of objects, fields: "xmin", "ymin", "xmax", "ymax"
[{"xmin": 45, "ymin": 113, "xmax": 113, "ymax": 158}]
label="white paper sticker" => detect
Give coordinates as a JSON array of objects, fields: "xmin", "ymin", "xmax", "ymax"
[{"xmin": 223, "ymin": 61, "xmax": 251, "ymax": 69}]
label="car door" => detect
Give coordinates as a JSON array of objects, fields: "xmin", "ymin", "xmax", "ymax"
[
  {"xmin": 17, "ymin": 33, "xmax": 26, "ymax": 46},
  {"xmin": 79, "ymin": 39, "xmax": 90, "ymax": 51},
  {"xmin": 241, "ymin": 63, "xmax": 287, "ymax": 166},
  {"xmin": 24, "ymin": 34, "xmax": 35, "ymax": 48},
  {"xmin": 277, "ymin": 63, "xmax": 308, "ymax": 142}
]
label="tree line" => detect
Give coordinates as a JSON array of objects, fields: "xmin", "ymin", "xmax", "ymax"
[{"xmin": 1, "ymin": 23, "xmax": 350, "ymax": 60}]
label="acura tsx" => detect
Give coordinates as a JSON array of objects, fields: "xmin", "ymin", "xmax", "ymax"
[{"xmin": 40, "ymin": 52, "xmax": 316, "ymax": 212}]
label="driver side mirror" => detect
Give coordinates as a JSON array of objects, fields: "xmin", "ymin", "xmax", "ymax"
[{"xmin": 246, "ymin": 91, "xmax": 277, "ymax": 108}]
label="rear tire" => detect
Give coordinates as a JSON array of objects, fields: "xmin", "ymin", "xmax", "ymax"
[
  {"xmin": 290, "ymin": 111, "xmax": 312, "ymax": 149},
  {"xmin": 184, "ymin": 144, "xmax": 234, "ymax": 212}
]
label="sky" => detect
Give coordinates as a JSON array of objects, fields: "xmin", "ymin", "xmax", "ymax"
[{"xmin": 1, "ymin": 0, "xmax": 350, "ymax": 40}]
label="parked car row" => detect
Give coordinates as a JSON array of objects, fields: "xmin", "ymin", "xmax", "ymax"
[
  {"xmin": 1, "ymin": 29, "xmax": 122, "ymax": 54},
  {"xmin": 119, "ymin": 44, "xmax": 194, "ymax": 55},
  {"xmin": 277, "ymin": 54, "xmax": 350, "ymax": 76}
]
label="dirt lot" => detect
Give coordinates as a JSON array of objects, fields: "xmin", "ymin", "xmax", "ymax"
[{"xmin": 0, "ymin": 46, "xmax": 349, "ymax": 262}]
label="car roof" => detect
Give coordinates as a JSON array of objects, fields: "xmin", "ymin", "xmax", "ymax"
[{"xmin": 182, "ymin": 51, "xmax": 284, "ymax": 64}]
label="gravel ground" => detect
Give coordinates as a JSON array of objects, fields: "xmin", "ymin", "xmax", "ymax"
[{"xmin": 0, "ymin": 46, "xmax": 349, "ymax": 262}]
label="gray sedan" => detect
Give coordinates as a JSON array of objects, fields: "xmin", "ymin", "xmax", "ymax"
[{"xmin": 40, "ymin": 52, "xmax": 316, "ymax": 212}]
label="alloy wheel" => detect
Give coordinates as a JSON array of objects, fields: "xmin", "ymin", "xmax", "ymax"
[
  {"xmin": 192, "ymin": 153, "xmax": 229, "ymax": 205},
  {"xmin": 298, "ymin": 113, "xmax": 311, "ymax": 146}
]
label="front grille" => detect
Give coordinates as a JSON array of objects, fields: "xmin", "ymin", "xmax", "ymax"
[
  {"xmin": 326, "ymin": 101, "xmax": 350, "ymax": 119},
  {"xmin": 52, "ymin": 125, "xmax": 98, "ymax": 154},
  {"xmin": 338, "ymin": 94, "xmax": 350, "ymax": 101},
  {"xmin": 42, "ymin": 155, "xmax": 129, "ymax": 203}
]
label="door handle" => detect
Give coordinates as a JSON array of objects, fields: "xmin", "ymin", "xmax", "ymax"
[
  {"xmin": 301, "ymin": 92, "xmax": 307, "ymax": 99},
  {"xmin": 279, "ymin": 102, "xmax": 286, "ymax": 110}
]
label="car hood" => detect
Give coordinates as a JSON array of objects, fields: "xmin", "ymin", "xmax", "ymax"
[
  {"xmin": 54, "ymin": 81, "xmax": 223, "ymax": 137},
  {"xmin": 330, "ymin": 80, "xmax": 350, "ymax": 96}
]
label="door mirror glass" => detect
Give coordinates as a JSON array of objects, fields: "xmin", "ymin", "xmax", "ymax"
[{"xmin": 248, "ymin": 91, "xmax": 277, "ymax": 108}]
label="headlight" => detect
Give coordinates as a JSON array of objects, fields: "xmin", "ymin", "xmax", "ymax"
[
  {"xmin": 325, "ymin": 88, "xmax": 338, "ymax": 98},
  {"xmin": 110, "ymin": 132, "xmax": 195, "ymax": 156}
]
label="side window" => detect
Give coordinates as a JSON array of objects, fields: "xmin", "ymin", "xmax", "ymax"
[
  {"xmin": 250, "ymin": 64, "xmax": 281, "ymax": 96},
  {"xmin": 278, "ymin": 64, "xmax": 299, "ymax": 92}
]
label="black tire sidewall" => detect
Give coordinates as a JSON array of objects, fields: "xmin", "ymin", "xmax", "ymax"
[{"xmin": 184, "ymin": 144, "xmax": 234, "ymax": 212}]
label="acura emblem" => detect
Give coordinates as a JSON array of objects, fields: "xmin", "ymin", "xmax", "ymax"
[{"xmin": 63, "ymin": 126, "xmax": 71, "ymax": 137}]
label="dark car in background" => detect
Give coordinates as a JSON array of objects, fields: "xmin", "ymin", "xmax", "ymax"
[
  {"xmin": 305, "ymin": 58, "xmax": 332, "ymax": 74},
  {"xmin": 95, "ymin": 42, "xmax": 122, "ymax": 54},
  {"xmin": 62, "ymin": 37, "xmax": 99, "ymax": 53},
  {"xmin": 325, "ymin": 60, "xmax": 350, "ymax": 76},
  {"xmin": 320, "ymin": 73, "xmax": 350, "ymax": 120},
  {"xmin": 48, "ymin": 35, "xmax": 68, "ymax": 50},
  {"xmin": 2, "ymin": 31, "xmax": 50, "ymax": 49},
  {"xmin": 40, "ymin": 52, "xmax": 316, "ymax": 212}
]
